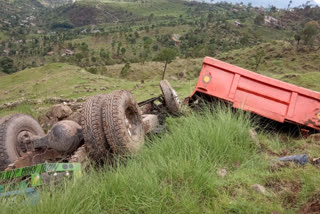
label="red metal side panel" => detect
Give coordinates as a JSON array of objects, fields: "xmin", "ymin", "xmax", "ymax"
[
  {"xmin": 293, "ymin": 95, "xmax": 320, "ymax": 128},
  {"xmin": 190, "ymin": 57, "xmax": 320, "ymax": 130}
]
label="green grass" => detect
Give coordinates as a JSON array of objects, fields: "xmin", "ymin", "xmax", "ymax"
[
  {"xmin": 101, "ymin": 0, "xmax": 189, "ymax": 17},
  {"xmin": 0, "ymin": 107, "xmax": 319, "ymax": 213},
  {"xmin": 0, "ymin": 104, "xmax": 40, "ymax": 118},
  {"xmin": 0, "ymin": 62, "xmax": 197, "ymax": 117},
  {"xmin": 0, "ymin": 31, "xmax": 9, "ymax": 42}
]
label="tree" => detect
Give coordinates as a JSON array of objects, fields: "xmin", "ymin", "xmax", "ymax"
[
  {"xmin": 120, "ymin": 62, "xmax": 131, "ymax": 77},
  {"xmin": 208, "ymin": 12, "xmax": 214, "ymax": 22},
  {"xmin": 121, "ymin": 47, "xmax": 126, "ymax": 55},
  {"xmin": 252, "ymin": 49, "xmax": 265, "ymax": 71},
  {"xmin": 294, "ymin": 34, "xmax": 301, "ymax": 45},
  {"xmin": 100, "ymin": 48, "xmax": 109, "ymax": 59},
  {"xmin": 155, "ymin": 48, "xmax": 177, "ymax": 80},
  {"xmin": 0, "ymin": 57, "xmax": 17, "ymax": 74},
  {"xmin": 302, "ymin": 21, "xmax": 319, "ymax": 45},
  {"xmin": 143, "ymin": 36, "xmax": 153, "ymax": 50},
  {"xmin": 254, "ymin": 14, "xmax": 265, "ymax": 25},
  {"xmin": 240, "ymin": 34, "xmax": 249, "ymax": 46},
  {"xmin": 287, "ymin": 0, "xmax": 292, "ymax": 9},
  {"xmin": 270, "ymin": 6, "xmax": 277, "ymax": 13}
]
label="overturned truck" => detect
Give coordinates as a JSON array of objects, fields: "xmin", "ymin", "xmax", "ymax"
[
  {"xmin": 0, "ymin": 80, "xmax": 180, "ymax": 171},
  {"xmin": 186, "ymin": 57, "xmax": 320, "ymax": 133}
]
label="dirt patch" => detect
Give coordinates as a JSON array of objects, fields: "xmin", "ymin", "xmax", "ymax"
[
  {"xmin": 299, "ymin": 195, "xmax": 320, "ymax": 214},
  {"xmin": 265, "ymin": 178, "xmax": 302, "ymax": 208},
  {"xmin": 269, "ymin": 161, "xmax": 301, "ymax": 172},
  {"xmin": 266, "ymin": 178, "xmax": 301, "ymax": 193},
  {"xmin": 259, "ymin": 142, "xmax": 278, "ymax": 156}
]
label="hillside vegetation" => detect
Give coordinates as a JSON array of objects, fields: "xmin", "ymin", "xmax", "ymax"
[{"xmin": 1, "ymin": 0, "xmax": 319, "ymax": 73}]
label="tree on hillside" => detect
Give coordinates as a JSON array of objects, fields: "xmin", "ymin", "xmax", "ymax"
[
  {"xmin": 302, "ymin": 21, "xmax": 319, "ymax": 45},
  {"xmin": 121, "ymin": 47, "xmax": 126, "ymax": 56},
  {"xmin": 294, "ymin": 34, "xmax": 301, "ymax": 45},
  {"xmin": 0, "ymin": 57, "xmax": 17, "ymax": 74},
  {"xmin": 253, "ymin": 49, "xmax": 265, "ymax": 72},
  {"xmin": 254, "ymin": 14, "xmax": 264, "ymax": 26},
  {"xmin": 270, "ymin": 6, "xmax": 277, "ymax": 13},
  {"xmin": 155, "ymin": 48, "xmax": 177, "ymax": 80},
  {"xmin": 208, "ymin": 12, "xmax": 214, "ymax": 22},
  {"xmin": 120, "ymin": 62, "xmax": 130, "ymax": 77}
]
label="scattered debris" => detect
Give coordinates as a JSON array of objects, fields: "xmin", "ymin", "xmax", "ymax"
[
  {"xmin": 252, "ymin": 184, "xmax": 268, "ymax": 195},
  {"xmin": 278, "ymin": 154, "xmax": 308, "ymax": 165},
  {"xmin": 264, "ymin": 16, "xmax": 280, "ymax": 27},
  {"xmin": 234, "ymin": 21, "xmax": 243, "ymax": 27},
  {"xmin": 311, "ymin": 157, "xmax": 320, "ymax": 168},
  {"xmin": 61, "ymin": 49, "xmax": 74, "ymax": 56},
  {"xmin": 171, "ymin": 34, "xmax": 180, "ymax": 46}
]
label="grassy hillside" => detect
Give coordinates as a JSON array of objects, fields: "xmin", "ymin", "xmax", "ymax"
[
  {"xmin": 218, "ymin": 41, "xmax": 320, "ymax": 92},
  {"xmin": 0, "ymin": 62, "xmax": 197, "ymax": 118},
  {"xmin": 0, "ymin": 108, "xmax": 319, "ymax": 213}
]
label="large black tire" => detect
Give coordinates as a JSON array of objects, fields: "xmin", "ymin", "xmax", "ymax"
[
  {"xmin": 0, "ymin": 114, "xmax": 45, "ymax": 170},
  {"xmin": 102, "ymin": 90, "xmax": 145, "ymax": 155},
  {"xmin": 81, "ymin": 94, "xmax": 111, "ymax": 160},
  {"xmin": 160, "ymin": 80, "xmax": 181, "ymax": 115}
]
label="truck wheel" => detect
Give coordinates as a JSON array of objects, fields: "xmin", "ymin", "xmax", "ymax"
[
  {"xmin": 102, "ymin": 90, "xmax": 145, "ymax": 155},
  {"xmin": 160, "ymin": 80, "xmax": 181, "ymax": 115},
  {"xmin": 0, "ymin": 114, "xmax": 45, "ymax": 170},
  {"xmin": 81, "ymin": 94, "xmax": 111, "ymax": 160}
]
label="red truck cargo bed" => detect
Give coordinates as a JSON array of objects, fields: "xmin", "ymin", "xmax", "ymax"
[{"xmin": 189, "ymin": 57, "xmax": 320, "ymax": 131}]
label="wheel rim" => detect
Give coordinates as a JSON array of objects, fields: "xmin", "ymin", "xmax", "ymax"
[
  {"xmin": 170, "ymin": 87, "xmax": 180, "ymax": 106},
  {"xmin": 125, "ymin": 106, "xmax": 140, "ymax": 141},
  {"xmin": 16, "ymin": 130, "xmax": 35, "ymax": 156}
]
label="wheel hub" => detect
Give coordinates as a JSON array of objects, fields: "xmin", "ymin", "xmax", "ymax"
[
  {"xmin": 16, "ymin": 131, "xmax": 34, "ymax": 155},
  {"xmin": 125, "ymin": 107, "xmax": 139, "ymax": 139}
]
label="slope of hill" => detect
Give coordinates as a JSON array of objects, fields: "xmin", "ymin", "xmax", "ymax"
[
  {"xmin": 39, "ymin": 0, "xmax": 74, "ymax": 7},
  {"xmin": 199, "ymin": 0, "xmax": 320, "ymax": 8}
]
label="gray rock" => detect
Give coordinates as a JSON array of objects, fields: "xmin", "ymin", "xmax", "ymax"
[
  {"xmin": 252, "ymin": 184, "xmax": 267, "ymax": 195},
  {"xmin": 47, "ymin": 104, "xmax": 73, "ymax": 120}
]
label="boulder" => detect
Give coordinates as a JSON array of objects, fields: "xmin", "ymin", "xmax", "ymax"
[{"xmin": 47, "ymin": 104, "xmax": 73, "ymax": 120}]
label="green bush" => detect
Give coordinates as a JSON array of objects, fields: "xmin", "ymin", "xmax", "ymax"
[{"xmin": 120, "ymin": 62, "xmax": 131, "ymax": 77}]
